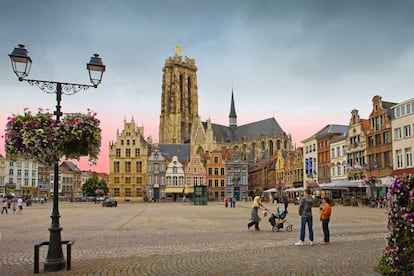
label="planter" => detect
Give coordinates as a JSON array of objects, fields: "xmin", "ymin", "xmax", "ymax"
[
  {"xmin": 5, "ymin": 109, "xmax": 61, "ymax": 166},
  {"xmin": 5, "ymin": 109, "xmax": 101, "ymax": 166},
  {"xmin": 58, "ymin": 111, "xmax": 101, "ymax": 164}
]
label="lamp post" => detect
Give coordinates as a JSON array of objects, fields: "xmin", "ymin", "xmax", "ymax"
[{"xmin": 9, "ymin": 44, "xmax": 105, "ymax": 272}]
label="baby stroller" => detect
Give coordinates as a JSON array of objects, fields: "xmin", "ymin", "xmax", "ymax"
[{"xmin": 268, "ymin": 209, "xmax": 293, "ymax": 232}]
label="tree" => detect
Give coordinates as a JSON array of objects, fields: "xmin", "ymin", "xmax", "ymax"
[{"xmin": 81, "ymin": 175, "xmax": 108, "ymax": 197}]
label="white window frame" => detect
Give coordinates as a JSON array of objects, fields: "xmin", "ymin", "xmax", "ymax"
[
  {"xmin": 404, "ymin": 125, "xmax": 412, "ymax": 138},
  {"xmin": 395, "ymin": 128, "xmax": 402, "ymax": 140},
  {"xmin": 406, "ymin": 149, "xmax": 412, "ymax": 168},
  {"xmin": 396, "ymin": 150, "xmax": 403, "ymax": 168}
]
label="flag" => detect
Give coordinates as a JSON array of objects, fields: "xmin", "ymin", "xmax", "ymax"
[{"xmin": 175, "ymin": 45, "xmax": 182, "ymax": 55}]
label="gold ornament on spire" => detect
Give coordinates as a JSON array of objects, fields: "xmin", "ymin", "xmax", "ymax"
[{"xmin": 174, "ymin": 45, "xmax": 182, "ymax": 55}]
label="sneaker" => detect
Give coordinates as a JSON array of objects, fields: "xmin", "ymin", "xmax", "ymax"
[
  {"xmin": 295, "ymin": 241, "xmax": 304, "ymax": 246},
  {"xmin": 309, "ymin": 241, "xmax": 314, "ymax": 245}
]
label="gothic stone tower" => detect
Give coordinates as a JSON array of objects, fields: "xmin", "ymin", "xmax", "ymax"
[{"xmin": 159, "ymin": 55, "xmax": 198, "ymax": 144}]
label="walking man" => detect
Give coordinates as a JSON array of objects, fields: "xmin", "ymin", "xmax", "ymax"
[{"xmin": 295, "ymin": 189, "xmax": 314, "ymax": 245}]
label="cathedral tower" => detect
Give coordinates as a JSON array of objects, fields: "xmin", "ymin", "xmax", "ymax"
[{"xmin": 159, "ymin": 54, "xmax": 198, "ymax": 144}]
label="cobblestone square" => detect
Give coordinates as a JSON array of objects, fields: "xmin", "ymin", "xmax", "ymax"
[{"xmin": 0, "ymin": 200, "xmax": 386, "ymax": 275}]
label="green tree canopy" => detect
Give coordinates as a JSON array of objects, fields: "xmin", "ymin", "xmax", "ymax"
[{"xmin": 81, "ymin": 174, "xmax": 108, "ymax": 197}]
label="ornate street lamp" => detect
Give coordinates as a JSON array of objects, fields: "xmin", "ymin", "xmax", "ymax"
[{"xmin": 9, "ymin": 44, "xmax": 105, "ymax": 272}]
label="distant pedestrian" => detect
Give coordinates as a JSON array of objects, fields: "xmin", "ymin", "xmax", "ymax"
[
  {"xmin": 12, "ymin": 202, "xmax": 16, "ymax": 214},
  {"xmin": 224, "ymin": 197, "xmax": 229, "ymax": 208},
  {"xmin": 319, "ymin": 197, "xmax": 332, "ymax": 245},
  {"xmin": 247, "ymin": 196, "xmax": 268, "ymax": 231},
  {"xmin": 17, "ymin": 198, "xmax": 23, "ymax": 214},
  {"xmin": 229, "ymin": 197, "xmax": 233, "ymax": 208},
  {"xmin": 2, "ymin": 200, "xmax": 8, "ymax": 214},
  {"xmin": 295, "ymin": 189, "xmax": 314, "ymax": 245},
  {"xmin": 283, "ymin": 194, "xmax": 289, "ymax": 210},
  {"xmin": 232, "ymin": 197, "xmax": 236, "ymax": 208}
]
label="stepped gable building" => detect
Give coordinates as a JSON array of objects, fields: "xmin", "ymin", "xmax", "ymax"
[
  {"xmin": 108, "ymin": 118, "xmax": 149, "ymax": 199},
  {"xmin": 366, "ymin": 95, "xmax": 396, "ymax": 180},
  {"xmin": 159, "ymin": 53, "xmax": 293, "ymax": 164},
  {"xmin": 345, "ymin": 109, "xmax": 369, "ymax": 180}
]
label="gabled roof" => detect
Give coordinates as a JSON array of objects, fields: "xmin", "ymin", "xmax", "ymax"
[
  {"xmin": 235, "ymin": 118, "xmax": 284, "ymax": 139},
  {"xmin": 61, "ymin": 161, "xmax": 81, "ymax": 172},
  {"xmin": 315, "ymin": 124, "xmax": 348, "ymax": 138},
  {"xmin": 203, "ymin": 117, "xmax": 285, "ymax": 143},
  {"xmin": 158, "ymin": 144, "xmax": 190, "ymax": 164},
  {"xmin": 382, "ymin": 101, "xmax": 397, "ymax": 110}
]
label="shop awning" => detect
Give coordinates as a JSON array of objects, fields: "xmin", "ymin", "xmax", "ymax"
[
  {"xmin": 184, "ymin": 187, "xmax": 194, "ymax": 194},
  {"xmin": 377, "ymin": 176, "xmax": 395, "ymax": 187},
  {"xmin": 285, "ymin": 187, "xmax": 304, "ymax": 192},
  {"xmin": 20, "ymin": 187, "xmax": 38, "ymax": 191},
  {"xmin": 319, "ymin": 180, "xmax": 363, "ymax": 189},
  {"xmin": 165, "ymin": 187, "xmax": 184, "ymax": 193}
]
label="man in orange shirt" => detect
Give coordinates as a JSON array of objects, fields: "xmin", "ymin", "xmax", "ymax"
[{"xmin": 319, "ymin": 197, "xmax": 332, "ymax": 244}]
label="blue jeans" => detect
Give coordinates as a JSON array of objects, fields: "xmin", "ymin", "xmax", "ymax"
[{"xmin": 300, "ymin": 216, "xmax": 313, "ymax": 242}]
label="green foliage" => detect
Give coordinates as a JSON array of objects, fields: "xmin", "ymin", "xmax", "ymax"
[
  {"xmin": 313, "ymin": 197, "xmax": 321, "ymax": 207},
  {"xmin": 81, "ymin": 174, "xmax": 108, "ymax": 197},
  {"xmin": 343, "ymin": 197, "xmax": 351, "ymax": 206},
  {"xmin": 254, "ymin": 187, "xmax": 263, "ymax": 196},
  {"xmin": 376, "ymin": 175, "xmax": 414, "ymax": 275}
]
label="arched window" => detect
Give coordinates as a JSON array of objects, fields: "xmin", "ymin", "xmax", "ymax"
[{"xmin": 269, "ymin": 140, "xmax": 274, "ymax": 155}]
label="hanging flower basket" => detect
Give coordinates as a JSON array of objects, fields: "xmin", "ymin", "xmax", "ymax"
[
  {"xmin": 59, "ymin": 109, "xmax": 101, "ymax": 165},
  {"xmin": 4, "ymin": 108, "xmax": 61, "ymax": 166},
  {"xmin": 4, "ymin": 108, "xmax": 102, "ymax": 166}
]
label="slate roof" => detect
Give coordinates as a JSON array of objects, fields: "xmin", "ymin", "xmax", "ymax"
[
  {"xmin": 158, "ymin": 144, "xmax": 191, "ymax": 164},
  {"xmin": 61, "ymin": 161, "xmax": 81, "ymax": 172},
  {"xmin": 315, "ymin": 124, "xmax": 348, "ymax": 137},
  {"xmin": 203, "ymin": 117, "xmax": 285, "ymax": 143}
]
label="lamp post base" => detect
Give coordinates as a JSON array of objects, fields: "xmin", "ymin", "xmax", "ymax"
[
  {"xmin": 44, "ymin": 258, "xmax": 66, "ymax": 272},
  {"xmin": 43, "ymin": 221, "xmax": 65, "ymax": 271}
]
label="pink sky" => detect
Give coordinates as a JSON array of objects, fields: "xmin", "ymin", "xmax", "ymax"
[{"xmin": 67, "ymin": 113, "xmax": 329, "ymax": 174}]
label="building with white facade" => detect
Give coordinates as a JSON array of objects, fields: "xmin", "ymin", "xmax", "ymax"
[
  {"xmin": 0, "ymin": 154, "xmax": 6, "ymax": 196},
  {"xmin": 301, "ymin": 136, "xmax": 318, "ymax": 187},
  {"xmin": 391, "ymin": 97, "xmax": 414, "ymax": 176},
  {"xmin": 330, "ymin": 135, "xmax": 347, "ymax": 181},
  {"xmin": 165, "ymin": 156, "xmax": 185, "ymax": 201},
  {"xmin": 6, "ymin": 158, "xmax": 38, "ymax": 197}
]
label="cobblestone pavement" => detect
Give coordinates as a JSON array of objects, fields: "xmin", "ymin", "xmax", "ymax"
[{"xmin": 0, "ymin": 200, "xmax": 387, "ymax": 275}]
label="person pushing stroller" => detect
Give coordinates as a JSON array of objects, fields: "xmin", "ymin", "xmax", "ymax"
[{"xmin": 247, "ymin": 196, "xmax": 269, "ymax": 231}]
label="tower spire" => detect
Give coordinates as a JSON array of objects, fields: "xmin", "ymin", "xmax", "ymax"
[{"xmin": 229, "ymin": 89, "xmax": 237, "ymax": 127}]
